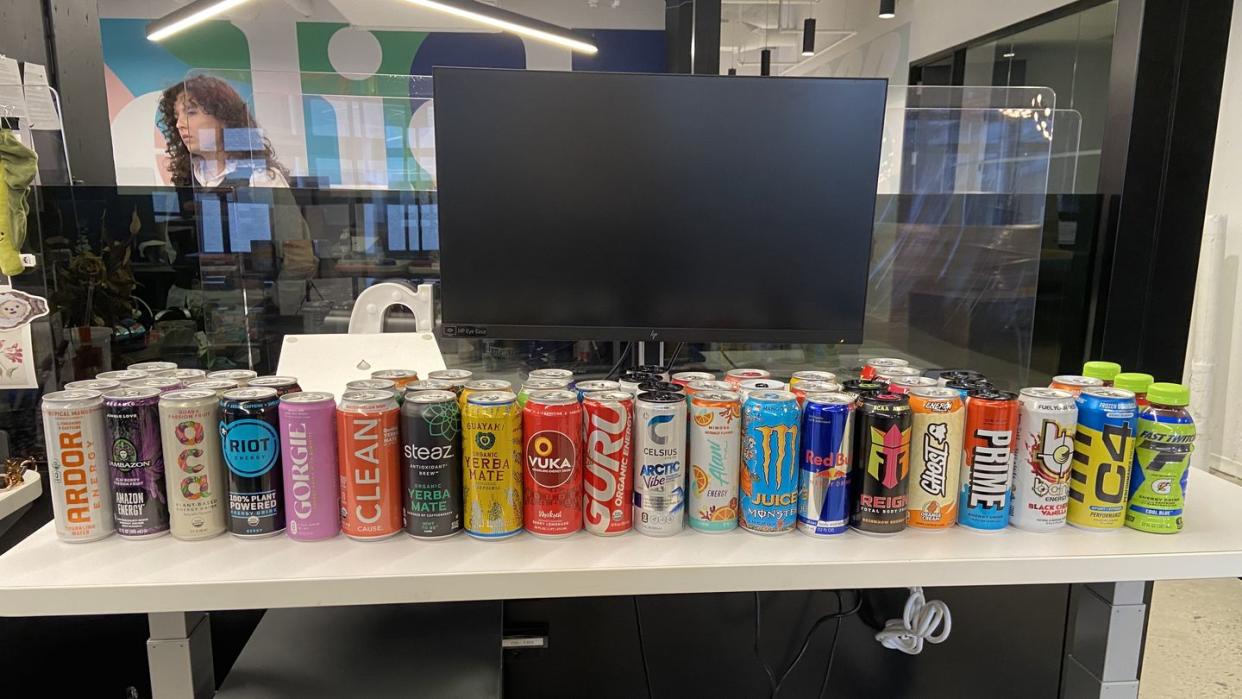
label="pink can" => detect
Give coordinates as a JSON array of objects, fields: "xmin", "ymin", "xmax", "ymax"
[{"xmin": 278, "ymin": 392, "xmax": 341, "ymax": 541}]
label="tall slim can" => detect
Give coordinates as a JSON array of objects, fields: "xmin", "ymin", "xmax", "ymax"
[
  {"xmin": 402, "ymin": 390, "xmax": 463, "ymax": 539},
  {"xmin": 159, "ymin": 389, "xmax": 227, "ymax": 540},
  {"xmin": 42, "ymin": 390, "xmax": 114, "ymax": 542},
  {"xmin": 220, "ymin": 387, "xmax": 285, "ymax": 537},
  {"xmin": 633, "ymin": 391, "xmax": 688, "ymax": 536},
  {"xmin": 1010, "ymin": 388, "xmax": 1077, "ymax": 532},
  {"xmin": 463, "ymin": 391, "xmax": 523, "ymax": 539},
  {"xmin": 523, "ymin": 390, "xmax": 583, "ymax": 538},
  {"xmin": 797, "ymin": 392, "xmax": 855, "ymax": 537},
  {"xmin": 688, "ymin": 390, "xmax": 741, "ymax": 532},
  {"xmin": 958, "ymin": 390, "xmax": 1019, "ymax": 532},
  {"xmin": 849, "ymin": 393, "xmax": 912, "ymax": 534},
  {"xmin": 906, "ymin": 387, "xmax": 964, "ymax": 531},
  {"xmin": 279, "ymin": 392, "xmax": 341, "ymax": 541},
  {"xmin": 104, "ymin": 387, "xmax": 169, "ymax": 538},
  {"xmin": 582, "ymin": 391, "xmax": 635, "ymax": 536},
  {"xmin": 740, "ymin": 390, "xmax": 801, "ymax": 535},
  {"xmin": 338, "ymin": 390, "xmax": 403, "ymax": 540},
  {"xmin": 1067, "ymin": 388, "xmax": 1138, "ymax": 530}
]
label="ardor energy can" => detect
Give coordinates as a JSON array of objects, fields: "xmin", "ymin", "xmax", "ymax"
[
  {"xmin": 849, "ymin": 393, "xmax": 912, "ymax": 535},
  {"xmin": 104, "ymin": 387, "xmax": 169, "ymax": 538},
  {"xmin": 401, "ymin": 390, "xmax": 462, "ymax": 539},
  {"xmin": 220, "ymin": 387, "xmax": 284, "ymax": 537},
  {"xmin": 1068, "ymin": 388, "xmax": 1138, "ymax": 530},
  {"xmin": 907, "ymin": 387, "xmax": 964, "ymax": 531},
  {"xmin": 463, "ymin": 391, "xmax": 523, "ymax": 539},
  {"xmin": 1126, "ymin": 383, "xmax": 1195, "ymax": 534},
  {"xmin": 797, "ymin": 392, "xmax": 854, "ymax": 537},
  {"xmin": 634, "ymin": 391, "xmax": 688, "ymax": 536},
  {"xmin": 688, "ymin": 389, "xmax": 741, "ymax": 533},
  {"xmin": 958, "ymin": 390, "xmax": 1019, "ymax": 532},
  {"xmin": 582, "ymin": 391, "xmax": 634, "ymax": 536},
  {"xmin": 1010, "ymin": 388, "xmax": 1077, "ymax": 532},
  {"xmin": 279, "ymin": 392, "xmax": 340, "ymax": 541},
  {"xmin": 740, "ymin": 390, "xmax": 800, "ymax": 535},
  {"xmin": 42, "ymin": 390, "xmax": 114, "ymax": 542},
  {"xmin": 159, "ymin": 389, "xmax": 227, "ymax": 540},
  {"xmin": 337, "ymin": 390, "xmax": 402, "ymax": 540},
  {"xmin": 523, "ymin": 390, "xmax": 583, "ymax": 538}
]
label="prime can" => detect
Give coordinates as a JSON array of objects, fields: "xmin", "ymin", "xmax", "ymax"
[
  {"xmin": 907, "ymin": 387, "xmax": 964, "ymax": 531},
  {"xmin": 249, "ymin": 376, "xmax": 302, "ymax": 397},
  {"xmin": 338, "ymin": 390, "xmax": 402, "ymax": 540},
  {"xmin": 1010, "ymin": 388, "xmax": 1077, "ymax": 532},
  {"xmin": 104, "ymin": 387, "xmax": 169, "ymax": 538},
  {"xmin": 523, "ymin": 390, "xmax": 583, "ymax": 538},
  {"xmin": 582, "ymin": 390, "xmax": 635, "ymax": 536},
  {"xmin": 634, "ymin": 391, "xmax": 688, "ymax": 536},
  {"xmin": 220, "ymin": 387, "xmax": 285, "ymax": 537},
  {"xmin": 42, "ymin": 390, "xmax": 114, "ymax": 542},
  {"xmin": 849, "ymin": 393, "xmax": 912, "ymax": 535},
  {"xmin": 797, "ymin": 392, "xmax": 854, "ymax": 537},
  {"xmin": 159, "ymin": 389, "xmax": 227, "ymax": 540},
  {"xmin": 688, "ymin": 389, "xmax": 741, "ymax": 533},
  {"xmin": 463, "ymin": 391, "xmax": 523, "ymax": 539},
  {"xmin": 740, "ymin": 390, "xmax": 800, "ymax": 535},
  {"xmin": 958, "ymin": 390, "xmax": 1019, "ymax": 532},
  {"xmin": 401, "ymin": 390, "xmax": 462, "ymax": 539},
  {"xmin": 1067, "ymin": 388, "xmax": 1138, "ymax": 530},
  {"xmin": 279, "ymin": 392, "xmax": 341, "ymax": 541}
]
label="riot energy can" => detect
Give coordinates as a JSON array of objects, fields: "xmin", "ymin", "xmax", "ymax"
[
  {"xmin": 401, "ymin": 390, "xmax": 462, "ymax": 539},
  {"xmin": 41, "ymin": 390, "xmax": 114, "ymax": 542},
  {"xmin": 104, "ymin": 387, "xmax": 169, "ymax": 538},
  {"xmin": 279, "ymin": 392, "xmax": 340, "ymax": 541},
  {"xmin": 688, "ymin": 389, "xmax": 741, "ymax": 533},
  {"xmin": 249, "ymin": 376, "xmax": 302, "ymax": 397},
  {"xmin": 523, "ymin": 389, "xmax": 583, "ymax": 538},
  {"xmin": 463, "ymin": 390, "xmax": 523, "ymax": 539},
  {"xmin": 849, "ymin": 393, "xmax": 912, "ymax": 535},
  {"xmin": 634, "ymin": 391, "xmax": 688, "ymax": 536},
  {"xmin": 1126, "ymin": 383, "xmax": 1195, "ymax": 534},
  {"xmin": 740, "ymin": 390, "xmax": 800, "ymax": 535},
  {"xmin": 337, "ymin": 390, "xmax": 402, "ymax": 540},
  {"xmin": 958, "ymin": 390, "xmax": 1019, "ymax": 532},
  {"xmin": 1010, "ymin": 388, "xmax": 1077, "ymax": 532},
  {"xmin": 159, "ymin": 389, "xmax": 227, "ymax": 540},
  {"xmin": 797, "ymin": 392, "xmax": 855, "ymax": 537},
  {"xmin": 1068, "ymin": 388, "xmax": 1138, "ymax": 530},
  {"xmin": 582, "ymin": 390, "xmax": 635, "ymax": 536},
  {"xmin": 907, "ymin": 387, "xmax": 964, "ymax": 531},
  {"xmin": 220, "ymin": 387, "xmax": 285, "ymax": 537}
]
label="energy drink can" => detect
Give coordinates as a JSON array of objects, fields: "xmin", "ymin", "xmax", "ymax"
[
  {"xmin": 685, "ymin": 379, "xmax": 736, "ymax": 399},
  {"xmin": 671, "ymin": 371, "xmax": 715, "ymax": 388},
  {"xmin": 463, "ymin": 391, "xmax": 523, "ymax": 539},
  {"xmin": 861, "ymin": 358, "xmax": 908, "ymax": 380},
  {"xmin": 636, "ymin": 365, "xmax": 670, "ymax": 381},
  {"xmin": 1115, "ymin": 373, "xmax": 1155, "ymax": 408},
  {"xmin": 372, "ymin": 369, "xmax": 419, "ymax": 390},
  {"xmin": 401, "ymin": 390, "xmax": 462, "ymax": 539},
  {"xmin": 725, "ymin": 368, "xmax": 770, "ymax": 386},
  {"xmin": 789, "ymin": 370, "xmax": 837, "ymax": 389},
  {"xmin": 740, "ymin": 390, "xmax": 800, "ymax": 535},
  {"xmin": 1082, "ymin": 361, "xmax": 1122, "ymax": 386},
  {"xmin": 518, "ymin": 379, "xmax": 567, "ymax": 409},
  {"xmin": 1049, "ymin": 375, "xmax": 1104, "ymax": 395},
  {"xmin": 460, "ymin": 379, "xmax": 514, "ymax": 410},
  {"xmin": 428, "ymin": 369, "xmax": 473, "ymax": 394},
  {"xmin": 789, "ymin": 380, "xmax": 842, "ymax": 406},
  {"xmin": 1126, "ymin": 383, "xmax": 1195, "ymax": 534},
  {"xmin": 208, "ymin": 369, "xmax": 257, "ymax": 386},
  {"xmin": 945, "ymin": 378, "xmax": 993, "ymax": 399},
  {"xmin": 634, "ymin": 391, "xmax": 688, "ymax": 536},
  {"xmin": 582, "ymin": 390, "xmax": 635, "ymax": 536},
  {"xmin": 41, "ymin": 390, "xmax": 114, "ymax": 542},
  {"xmin": 841, "ymin": 379, "xmax": 887, "ymax": 398},
  {"xmin": 935, "ymin": 370, "xmax": 987, "ymax": 386},
  {"xmin": 576, "ymin": 379, "xmax": 621, "ymax": 400},
  {"xmin": 958, "ymin": 390, "xmax": 1019, "ymax": 532},
  {"xmin": 688, "ymin": 389, "xmax": 741, "ymax": 533},
  {"xmin": 166, "ymin": 368, "xmax": 208, "ymax": 384},
  {"xmin": 849, "ymin": 393, "xmax": 912, "ymax": 534},
  {"xmin": 887, "ymin": 376, "xmax": 938, "ymax": 395},
  {"xmin": 128, "ymin": 361, "xmax": 178, "ymax": 374},
  {"xmin": 406, "ymin": 379, "xmax": 455, "ymax": 395},
  {"xmin": 220, "ymin": 387, "xmax": 284, "ymax": 537},
  {"xmin": 528, "ymin": 368, "xmax": 575, "ymax": 388},
  {"xmin": 797, "ymin": 392, "xmax": 854, "ymax": 537},
  {"xmin": 128, "ymin": 377, "xmax": 183, "ymax": 393},
  {"xmin": 874, "ymin": 366, "xmax": 922, "ymax": 383},
  {"xmin": 159, "ymin": 389, "xmax": 227, "ymax": 540},
  {"xmin": 522, "ymin": 389, "xmax": 583, "ymax": 538},
  {"xmin": 337, "ymin": 390, "xmax": 402, "ymax": 540},
  {"xmin": 249, "ymin": 376, "xmax": 302, "ymax": 397},
  {"xmin": 184, "ymin": 379, "xmax": 238, "ymax": 396},
  {"xmin": 618, "ymin": 371, "xmax": 661, "ymax": 394},
  {"xmin": 97, "ymin": 370, "xmax": 148, "ymax": 383},
  {"xmin": 279, "ymin": 392, "xmax": 340, "ymax": 541},
  {"xmin": 1010, "ymin": 388, "xmax": 1076, "ymax": 532},
  {"xmin": 103, "ymin": 387, "xmax": 169, "ymax": 538},
  {"xmin": 64, "ymin": 379, "xmax": 122, "ymax": 393},
  {"xmin": 1068, "ymin": 388, "xmax": 1138, "ymax": 530},
  {"xmin": 638, "ymin": 381, "xmax": 685, "ymax": 397},
  {"xmin": 347, "ymin": 378, "xmax": 396, "ymax": 394},
  {"xmin": 907, "ymin": 387, "xmax": 964, "ymax": 531},
  {"xmin": 738, "ymin": 379, "xmax": 787, "ymax": 399}
]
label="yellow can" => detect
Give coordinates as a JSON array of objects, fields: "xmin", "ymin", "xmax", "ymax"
[
  {"xmin": 459, "ymin": 379, "xmax": 514, "ymax": 411},
  {"xmin": 463, "ymin": 390, "xmax": 523, "ymax": 538}
]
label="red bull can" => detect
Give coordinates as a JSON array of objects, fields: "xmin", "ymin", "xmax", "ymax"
[{"xmin": 797, "ymin": 392, "xmax": 854, "ymax": 537}]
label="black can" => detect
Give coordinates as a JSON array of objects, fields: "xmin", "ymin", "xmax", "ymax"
[
  {"xmin": 103, "ymin": 387, "xmax": 170, "ymax": 538},
  {"xmin": 220, "ymin": 387, "xmax": 285, "ymax": 537},
  {"xmin": 248, "ymin": 376, "xmax": 302, "ymax": 397},
  {"xmin": 946, "ymin": 378, "xmax": 994, "ymax": 397},
  {"xmin": 401, "ymin": 389, "xmax": 463, "ymax": 538},
  {"xmin": 935, "ymin": 369, "xmax": 988, "ymax": 384},
  {"xmin": 637, "ymin": 380, "xmax": 684, "ymax": 394},
  {"xmin": 841, "ymin": 379, "xmax": 888, "ymax": 398},
  {"xmin": 849, "ymin": 393, "xmax": 912, "ymax": 535}
]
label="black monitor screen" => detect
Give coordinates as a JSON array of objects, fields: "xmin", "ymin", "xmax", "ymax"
[{"xmin": 433, "ymin": 68, "xmax": 887, "ymax": 343}]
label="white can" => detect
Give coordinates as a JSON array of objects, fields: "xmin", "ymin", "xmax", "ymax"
[
  {"xmin": 688, "ymin": 390, "xmax": 741, "ymax": 533},
  {"xmin": 159, "ymin": 389, "xmax": 228, "ymax": 540},
  {"xmin": 633, "ymin": 391, "xmax": 687, "ymax": 536},
  {"xmin": 1010, "ymin": 388, "xmax": 1077, "ymax": 532},
  {"xmin": 41, "ymin": 390, "xmax": 115, "ymax": 542}
]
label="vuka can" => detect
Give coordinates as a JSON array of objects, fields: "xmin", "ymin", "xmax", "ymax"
[
  {"xmin": 338, "ymin": 390, "xmax": 402, "ymax": 540},
  {"xmin": 104, "ymin": 387, "xmax": 170, "ymax": 538},
  {"xmin": 402, "ymin": 390, "xmax": 462, "ymax": 539},
  {"xmin": 849, "ymin": 393, "xmax": 912, "ymax": 535},
  {"xmin": 688, "ymin": 390, "xmax": 742, "ymax": 533},
  {"xmin": 523, "ymin": 390, "xmax": 583, "ymax": 538},
  {"xmin": 279, "ymin": 392, "xmax": 340, "ymax": 541},
  {"xmin": 159, "ymin": 389, "xmax": 227, "ymax": 540},
  {"xmin": 463, "ymin": 391, "xmax": 523, "ymax": 539},
  {"xmin": 1067, "ymin": 388, "xmax": 1138, "ymax": 531},
  {"xmin": 797, "ymin": 392, "xmax": 855, "ymax": 537},
  {"xmin": 221, "ymin": 387, "xmax": 284, "ymax": 537},
  {"xmin": 1010, "ymin": 388, "xmax": 1077, "ymax": 532},
  {"xmin": 906, "ymin": 387, "xmax": 964, "ymax": 531},
  {"xmin": 740, "ymin": 390, "xmax": 800, "ymax": 535},
  {"xmin": 582, "ymin": 390, "xmax": 635, "ymax": 536},
  {"xmin": 42, "ymin": 390, "xmax": 114, "ymax": 542},
  {"xmin": 958, "ymin": 390, "xmax": 1019, "ymax": 532},
  {"xmin": 634, "ymin": 391, "xmax": 688, "ymax": 536}
]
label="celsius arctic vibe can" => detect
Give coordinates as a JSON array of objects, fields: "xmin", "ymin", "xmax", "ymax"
[
  {"xmin": 906, "ymin": 387, "xmax": 964, "ymax": 531},
  {"xmin": 633, "ymin": 391, "xmax": 688, "ymax": 536},
  {"xmin": 279, "ymin": 392, "xmax": 341, "ymax": 541},
  {"xmin": 104, "ymin": 387, "xmax": 169, "ymax": 538},
  {"xmin": 42, "ymin": 390, "xmax": 114, "ymax": 542},
  {"xmin": 688, "ymin": 389, "xmax": 742, "ymax": 533},
  {"xmin": 582, "ymin": 391, "xmax": 635, "ymax": 536},
  {"xmin": 401, "ymin": 390, "xmax": 462, "ymax": 539},
  {"xmin": 220, "ymin": 387, "xmax": 285, "ymax": 537},
  {"xmin": 158, "ymin": 389, "xmax": 227, "ymax": 540},
  {"xmin": 1010, "ymin": 388, "xmax": 1077, "ymax": 532},
  {"xmin": 797, "ymin": 392, "xmax": 854, "ymax": 537},
  {"xmin": 957, "ymin": 390, "xmax": 1019, "ymax": 532}
]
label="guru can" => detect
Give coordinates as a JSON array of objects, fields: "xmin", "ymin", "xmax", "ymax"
[
  {"xmin": 208, "ymin": 369, "xmax": 257, "ymax": 386},
  {"xmin": 401, "ymin": 390, "xmax": 462, "ymax": 539},
  {"xmin": 1010, "ymin": 388, "xmax": 1077, "ymax": 532},
  {"xmin": 279, "ymin": 392, "xmax": 340, "ymax": 541},
  {"xmin": 907, "ymin": 387, "xmax": 964, "ymax": 531},
  {"xmin": 849, "ymin": 394, "xmax": 912, "ymax": 535},
  {"xmin": 523, "ymin": 390, "xmax": 583, "ymax": 538},
  {"xmin": 158, "ymin": 389, "xmax": 227, "ymax": 540},
  {"xmin": 740, "ymin": 390, "xmax": 800, "ymax": 535},
  {"xmin": 428, "ymin": 369, "xmax": 473, "ymax": 393},
  {"xmin": 463, "ymin": 391, "xmax": 523, "ymax": 539},
  {"xmin": 582, "ymin": 391, "xmax": 635, "ymax": 536},
  {"xmin": 1068, "ymin": 388, "xmax": 1138, "ymax": 530},
  {"xmin": 42, "ymin": 390, "xmax": 114, "ymax": 542},
  {"xmin": 220, "ymin": 387, "xmax": 284, "ymax": 537},
  {"xmin": 634, "ymin": 391, "xmax": 688, "ymax": 536},
  {"xmin": 337, "ymin": 390, "xmax": 402, "ymax": 540},
  {"xmin": 1126, "ymin": 383, "xmax": 1195, "ymax": 534},
  {"xmin": 688, "ymin": 390, "xmax": 741, "ymax": 533},
  {"xmin": 797, "ymin": 392, "xmax": 854, "ymax": 537},
  {"xmin": 104, "ymin": 387, "xmax": 168, "ymax": 538},
  {"xmin": 958, "ymin": 390, "xmax": 1019, "ymax": 532},
  {"xmin": 249, "ymin": 376, "xmax": 302, "ymax": 397}
]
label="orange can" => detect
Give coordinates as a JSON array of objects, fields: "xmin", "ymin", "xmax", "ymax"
[
  {"xmin": 1048, "ymin": 375, "xmax": 1103, "ymax": 396},
  {"xmin": 906, "ymin": 387, "xmax": 964, "ymax": 530},
  {"xmin": 371, "ymin": 369, "xmax": 419, "ymax": 390},
  {"xmin": 337, "ymin": 390, "xmax": 403, "ymax": 539}
]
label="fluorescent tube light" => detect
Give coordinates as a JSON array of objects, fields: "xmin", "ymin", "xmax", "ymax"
[
  {"xmin": 401, "ymin": 0, "xmax": 598, "ymax": 54},
  {"xmin": 147, "ymin": 0, "xmax": 254, "ymax": 42}
]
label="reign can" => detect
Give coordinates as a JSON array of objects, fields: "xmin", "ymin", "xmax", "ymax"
[
  {"xmin": 1068, "ymin": 388, "xmax": 1138, "ymax": 531},
  {"xmin": 849, "ymin": 393, "xmax": 912, "ymax": 535},
  {"xmin": 1126, "ymin": 383, "xmax": 1195, "ymax": 534},
  {"xmin": 159, "ymin": 389, "xmax": 227, "ymax": 540},
  {"xmin": 1010, "ymin": 388, "xmax": 1077, "ymax": 532},
  {"xmin": 279, "ymin": 392, "xmax": 340, "ymax": 541},
  {"xmin": 463, "ymin": 391, "xmax": 523, "ymax": 539},
  {"xmin": 688, "ymin": 389, "xmax": 741, "ymax": 533},
  {"xmin": 104, "ymin": 387, "xmax": 169, "ymax": 538},
  {"xmin": 249, "ymin": 376, "xmax": 302, "ymax": 397},
  {"xmin": 907, "ymin": 387, "xmax": 964, "ymax": 531},
  {"xmin": 958, "ymin": 390, "xmax": 1019, "ymax": 532},
  {"xmin": 582, "ymin": 391, "xmax": 635, "ymax": 536},
  {"xmin": 523, "ymin": 390, "xmax": 583, "ymax": 538},
  {"xmin": 338, "ymin": 390, "xmax": 402, "ymax": 540},
  {"xmin": 797, "ymin": 392, "xmax": 855, "ymax": 537},
  {"xmin": 634, "ymin": 391, "xmax": 688, "ymax": 536},
  {"xmin": 740, "ymin": 390, "xmax": 800, "ymax": 535},
  {"xmin": 402, "ymin": 390, "xmax": 462, "ymax": 539},
  {"xmin": 42, "ymin": 390, "xmax": 114, "ymax": 542},
  {"xmin": 220, "ymin": 387, "xmax": 284, "ymax": 537}
]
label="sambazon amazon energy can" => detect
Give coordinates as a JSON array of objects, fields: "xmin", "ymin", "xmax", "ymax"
[
  {"xmin": 633, "ymin": 391, "xmax": 688, "ymax": 536},
  {"xmin": 42, "ymin": 390, "xmax": 114, "ymax": 542},
  {"xmin": 220, "ymin": 387, "xmax": 285, "ymax": 537},
  {"xmin": 279, "ymin": 392, "xmax": 340, "ymax": 541},
  {"xmin": 1010, "ymin": 388, "xmax": 1077, "ymax": 532},
  {"xmin": 158, "ymin": 389, "xmax": 227, "ymax": 540},
  {"xmin": 104, "ymin": 387, "xmax": 169, "ymax": 538},
  {"xmin": 402, "ymin": 390, "xmax": 462, "ymax": 539}
]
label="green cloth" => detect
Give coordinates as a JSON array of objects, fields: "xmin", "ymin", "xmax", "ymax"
[{"xmin": 0, "ymin": 131, "xmax": 37, "ymax": 276}]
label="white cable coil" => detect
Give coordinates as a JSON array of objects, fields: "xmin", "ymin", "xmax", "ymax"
[{"xmin": 875, "ymin": 586, "xmax": 952, "ymax": 655}]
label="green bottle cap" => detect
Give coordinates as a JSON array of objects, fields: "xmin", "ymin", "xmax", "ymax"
[
  {"xmin": 1113, "ymin": 372, "xmax": 1154, "ymax": 394},
  {"xmin": 1082, "ymin": 361, "xmax": 1122, "ymax": 381},
  {"xmin": 1145, "ymin": 382, "xmax": 1190, "ymax": 406}
]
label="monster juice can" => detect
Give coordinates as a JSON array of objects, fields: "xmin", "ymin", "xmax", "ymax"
[
  {"xmin": 797, "ymin": 392, "xmax": 855, "ymax": 537},
  {"xmin": 1010, "ymin": 388, "xmax": 1077, "ymax": 532},
  {"xmin": 633, "ymin": 391, "xmax": 688, "ymax": 536},
  {"xmin": 402, "ymin": 390, "xmax": 462, "ymax": 539},
  {"xmin": 103, "ymin": 387, "xmax": 169, "ymax": 538},
  {"xmin": 463, "ymin": 391, "xmax": 523, "ymax": 539},
  {"xmin": 220, "ymin": 387, "xmax": 285, "ymax": 537},
  {"xmin": 208, "ymin": 369, "xmax": 258, "ymax": 386},
  {"xmin": 249, "ymin": 376, "xmax": 302, "ymax": 397},
  {"xmin": 1126, "ymin": 383, "xmax": 1195, "ymax": 534},
  {"xmin": 338, "ymin": 390, "xmax": 403, "ymax": 540},
  {"xmin": 688, "ymin": 389, "xmax": 742, "ymax": 533},
  {"xmin": 906, "ymin": 387, "xmax": 964, "ymax": 531},
  {"xmin": 582, "ymin": 391, "xmax": 635, "ymax": 536},
  {"xmin": 740, "ymin": 390, "xmax": 800, "ymax": 535},
  {"xmin": 849, "ymin": 393, "xmax": 912, "ymax": 535},
  {"xmin": 428, "ymin": 369, "xmax": 474, "ymax": 394},
  {"xmin": 1067, "ymin": 388, "xmax": 1138, "ymax": 531},
  {"xmin": 41, "ymin": 390, "xmax": 114, "ymax": 542},
  {"xmin": 279, "ymin": 392, "xmax": 340, "ymax": 541},
  {"xmin": 158, "ymin": 389, "xmax": 227, "ymax": 540},
  {"xmin": 957, "ymin": 390, "xmax": 1019, "ymax": 532},
  {"xmin": 523, "ymin": 389, "xmax": 583, "ymax": 538}
]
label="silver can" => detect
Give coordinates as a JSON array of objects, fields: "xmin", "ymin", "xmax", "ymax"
[
  {"xmin": 128, "ymin": 376, "xmax": 183, "ymax": 393},
  {"xmin": 128, "ymin": 361, "xmax": 179, "ymax": 375},
  {"xmin": 1010, "ymin": 387, "xmax": 1077, "ymax": 532},
  {"xmin": 41, "ymin": 390, "xmax": 115, "ymax": 542},
  {"xmin": 167, "ymin": 368, "xmax": 208, "ymax": 383},
  {"xmin": 159, "ymin": 389, "xmax": 227, "ymax": 540},
  {"xmin": 633, "ymin": 391, "xmax": 688, "ymax": 537},
  {"xmin": 207, "ymin": 369, "xmax": 257, "ymax": 386},
  {"xmin": 687, "ymin": 390, "xmax": 741, "ymax": 533},
  {"xmin": 182, "ymin": 379, "xmax": 239, "ymax": 396},
  {"xmin": 64, "ymin": 379, "xmax": 122, "ymax": 393},
  {"xmin": 97, "ymin": 370, "xmax": 148, "ymax": 382}
]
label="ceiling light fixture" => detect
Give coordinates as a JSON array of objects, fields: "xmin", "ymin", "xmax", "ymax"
[
  {"xmin": 147, "ymin": 0, "xmax": 254, "ymax": 42},
  {"xmin": 879, "ymin": 0, "xmax": 896, "ymax": 19},
  {"xmin": 802, "ymin": 18, "xmax": 816, "ymax": 56},
  {"xmin": 401, "ymin": 0, "xmax": 597, "ymax": 54}
]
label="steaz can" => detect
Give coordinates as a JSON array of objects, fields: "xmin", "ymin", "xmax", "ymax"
[
  {"xmin": 338, "ymin": 390, "xmax": 402, "ymax": 540},
  {"xmin": 1010, "ymin": 388, "xmax": 1076, "ymax": 532},
  {"xmin": 104, "ymin": 387, "xmax": 169, "ymax": 538},
  {"xmin": 740, "ymin": 390, "xmax": 800, "ymax": 535},
  {"xmin": 208, "ymin": 369, "xmax": 257, "ymax": 386},
  {"xmin": 402, "ymin": 390, "xmax": 462, "ymax": 539},
  {"xmin": 159, "ymin": 389, "xmax": 227, "ymax": 540},
  {"xmin": 1126, "ymin": 383, "xmax": 1195, "ymax": 534},
  {"xmin": 279, "ymin": 392, "xmax": 340, "ymax": 541},
  {"xmin": 797, "ymin": 392, "xmax": 854, "ymax": 537},
  {"xmin": 849, "ymin": 393, "xmax": 912, "ymax": 535},
  {"xmin": 958, "ymin": 390, "xmax": 1018, "ymax": 532},
  {"xmin": 634, "ymin": 391, "xmax": 688, "ymax": 536},
  {"xmin": 41, "ymin": 390, "xmax": 114, "ymax": 542},
  {"xmin": 1067, "ymin": 388, "xmax": 1138, "ymax": 531},
  {"xmin": 688, "ymin": 389, "xmax": 741, "ymax": 533},
  {"xmin": 906, "ymin": 387, "xmax": 964, "ymax": 531},
  {"xmin": 428, "ymin": 369, "xmax": 473, "ymax": 394},
  {"xmin": 460, "ymin": 379, "xmax": 514, "ymax": 411},
  {"xmin": 221, "ymin": 387, "xmax": 284, "ymax": 537},
  {"xmin": 462, "ymin": 390, "xmax": 523, "ymax": 539}
]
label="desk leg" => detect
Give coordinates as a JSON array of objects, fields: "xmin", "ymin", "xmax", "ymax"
[
  {"xmin": 147, "ymin": 612, "xmax": 216, "ymax": 699},
  {"xmin": 1061, "ymin": 581, "xmax": 1152, "ymax": 699}
]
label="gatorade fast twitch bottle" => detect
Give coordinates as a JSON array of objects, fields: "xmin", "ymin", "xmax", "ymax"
[
  {"xmin": 1115, "ymin": 373, "xmax": 1155, "ymax": 408},
  {"xmin": 1082, "ymin": 361, "xmax": 1122, "ymax": 387},
  {"xmin": 1067, "ymin": 388, "xmax": 1138, "ymax": 531},
  {"xmin": 1126, "ymin": 383, "xmax": 1195, "ymax": 534}
]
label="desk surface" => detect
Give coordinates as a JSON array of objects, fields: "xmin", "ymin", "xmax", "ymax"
[
  {"xmin": 0, "ymin": 470, "xmax": 41, "ymax": 522},
  {"xmin": 2, "ymin": 472, "xmax": 1241, "ymax": 617}
]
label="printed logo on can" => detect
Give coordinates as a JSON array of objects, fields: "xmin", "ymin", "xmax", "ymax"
[
  {"xmin": 918, "ymin": 423, "xmax": 949, "ymax": 498},
  {"xmin": 1028, "ymin": 419, "xmax": 1073, "ymax": 491},
  {"xmin": 526, "ymin": 430, "xmax": 576, "ymax": 488},
  {"xmin": 221, "ymin": 419, "xmax": 279, "ymax": 476}
]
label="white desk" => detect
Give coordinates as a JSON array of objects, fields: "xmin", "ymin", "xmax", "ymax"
[{"xmin": 0, "ymin": 470, "xmax": 40, "ymax": 536}]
